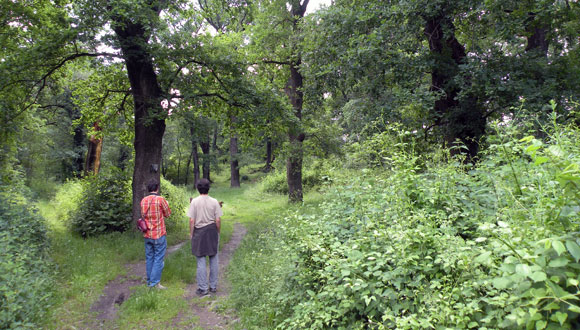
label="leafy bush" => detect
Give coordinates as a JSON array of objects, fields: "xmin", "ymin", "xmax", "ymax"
[
  {"xmin": 260, "ymin": 162, "xmax": 334, "ymax": 195},
  {"xmin": 160, "ymin": 177, "xmax": 189, "ymax": 234},
  {"xmin": 231, "ymin": 121, "xmax": 580, "ymax": 329},
  {"xmin": 70, "ymin": 169, "xmax": 132, "ymax": 237},
  {"xmin": 0, "ymin": 187, "xmax": 54, "ymax": 329}
]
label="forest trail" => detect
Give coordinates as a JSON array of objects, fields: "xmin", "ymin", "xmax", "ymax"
[{"xmin": 88, "ymin": 223, "xmax": 247, "ymax": 329}]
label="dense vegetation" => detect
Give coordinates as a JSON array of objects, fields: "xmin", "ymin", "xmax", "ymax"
[
  {"xmin": 1, "ymin": 0, "xmax": 580, "ymax": 328},
  {"xmin": 229, "ymin": 122, "xmax": 580, "ymax": 329}
]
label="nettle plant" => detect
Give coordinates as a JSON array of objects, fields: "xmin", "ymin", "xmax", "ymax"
[
  {"xmin": 479, "ymin": 123, "xmax": 580, "ymax": 329},
  {"xmin": 272, "ymin": 122, "xmax": 580, "ymax": 329}
]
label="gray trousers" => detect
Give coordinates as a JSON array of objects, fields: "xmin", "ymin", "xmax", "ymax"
[{"xmin": 196, "ymin": 254, "xmax": 218, "ymax": 291}]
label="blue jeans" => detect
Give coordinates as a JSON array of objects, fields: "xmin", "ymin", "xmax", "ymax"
[
  {"xmin": 196, "ymin": 254, "xmax": 218, "ymax": 291},
  {"xmin": 145, "ymin": 235, "xmax": 167, "ymax": 287}
]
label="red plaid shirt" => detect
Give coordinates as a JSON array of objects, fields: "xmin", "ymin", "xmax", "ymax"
[{"xmin": 140, "ymin": 194, "xmax": 171, "ymax": 239}]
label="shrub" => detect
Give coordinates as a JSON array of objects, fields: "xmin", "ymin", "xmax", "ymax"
[
  {"xmin": 0, "ymin": 187, "xmax": 54, "ymax": 329},
  {"xmin": 160, "ymin": 177, "xmax": 189, "ymax": 234},
  {"xmin": 260, "ymin": 162, "xmax": 334, "ymax": 195},
  {"xmin": 232, "ymin": 121, "xmax": 580, "ymax": 329},
  {"xmin": 70, "ymin": 169, "xmax": 132, "ymax": 237}
]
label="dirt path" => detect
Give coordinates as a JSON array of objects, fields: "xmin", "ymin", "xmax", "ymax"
[
  {"xmin": 176, "ymin": 222, "xmax": 248, "ymax": 329},
  {"xmin": 88, "ymin": 223, "xmax": 247, "ymax": 329}
]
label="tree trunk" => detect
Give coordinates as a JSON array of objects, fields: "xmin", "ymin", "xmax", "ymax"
[
  {"xmin": 117, "ymin": 144, "xmax": 131, "ymax": 171},
  {"xmin": 84, "ymin": 122, "xmax": 103, "ymax": 176},
  {"xmin": 264, "ymin": 137, "xmax": 274, "ymax": 172},
  {"xmin": 212, "ymin": 123, "xmax": 220, "ymax": 152},
  {"xmin": 284, "ymin": 1, "xmax": 308, "ymax": 203},
  {"xmin": 190, "ymin": 126, "xmax": 200, "ymax": 185},
  {"xmin": 285, "ymin": 61, "xmax": 305, "ymax": 202},
  {"xmin": 113, "ymin": 21, "xmax": 166, "ymax": 223},
  {"xmin": 185, "ymin": 152, "xmax": 192, "ymax": 186},
  {"xmin": 71, "ymin": 109, "xmax": 85, "ymax": 177},
  {"xmin": 525, "ymin": 12, "xmax": 549, "ymax": 55},
  {"xmin": 200, "ymin": 138, "xmax": 211, "ymax": 181},
  {"xmin": 230, "ymin": 135, "xmax": 240, "ymax": 188},
  {"xmin": 424, "ymin": 14, "xmax": 485, "ymax": 161}
]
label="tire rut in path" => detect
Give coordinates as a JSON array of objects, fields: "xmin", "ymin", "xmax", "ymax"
[{"xmin": 88, "ymin": 223, "xmax": 247, "ymax": 329}]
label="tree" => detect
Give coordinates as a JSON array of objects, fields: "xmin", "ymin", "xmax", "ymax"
[{"xmin": 250, "ymin": 0, "xmax": 310, "ymax": 202}]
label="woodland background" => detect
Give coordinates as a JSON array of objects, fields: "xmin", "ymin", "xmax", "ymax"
[{"xmin": 1, "ymin": 0, "xmax": 580, "ymax": 329}]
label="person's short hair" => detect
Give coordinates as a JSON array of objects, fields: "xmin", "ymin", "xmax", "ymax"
[
  {"xmin": 196, "ymin": 178, "xmax": 210, "ymax": 194},
  {"xmin": 147, "ymin": 181, "xmax": 159, "ymax": 193}
]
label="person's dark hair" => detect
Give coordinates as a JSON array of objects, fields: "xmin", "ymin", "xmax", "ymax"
[
  {"xmin": 196, "ymin": 178, "xmax": 210, "ymax": 194},
  {"xmin": 147, "ymin": 181, "xmax": 159, "ymax": 193}
]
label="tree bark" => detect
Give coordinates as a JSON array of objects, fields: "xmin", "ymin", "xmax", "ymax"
[
  {"xmin": 185, "ymin": 152, "xmax": 192, "ymax": 186},
  {"xmin": 525, "ymin": 13, "xmax": 549, "ymax": 55},
  {"xmin": 113, "ymin": 20, "xmax": 166, "ymax": 223},
  {"xmin": 424, "ymin": 14, "xmax": 485, "ymax": 161},
  {"xmin": 190, "ymin": 126, "xmax": 200, "ymax": 185},
  {"xmin": 284, "ymin": 1, "xmax": 308, "ymax": 203},
  {"xmin": 285, "ymin": 61, "xmax": 305, "ymax": 202},
  {"xmin": 84, "ymin": 122, "xmax": 103, "ymax": 176},
  {"xmin": 264, "ymin": 137, "xmax": 274, "ymax": 172},
  {"xmin": 200, "ymin": 138, "xmax": 211, "ymax": 181},
  {"xmin": 230, "ymin": 135, "xmax": 240, "ymax": 187}
]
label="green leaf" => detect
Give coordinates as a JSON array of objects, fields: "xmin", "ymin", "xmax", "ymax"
[
  {"xmin": 516, "ymin": 264, "xmax": 532, "ymax": 276},
  {"xmin": 534, "ymin": 156, "xmax": 549, "ymax": 165},
  {"xmin": 548, "ymin": 257, "xmax": 569, "ymax": 268},
  {"xmin": 553, "ymin": 240, "xmax": 566, "ymax": 256},
  {"xmin": 567, "ymin": 305, "xmax": 580, "ymax": 314},
  {"xmin": 529, "ymin": 272, "xmax": 547, "ymax": 282},
  {"xmin": 566, "ymin": 241, "xmax": 580, "ymax": 262},
  {"xmin": 551, "ymin": 312, "xmax": 567, "ymax": 326},
  {"xmin": 493, "ymin": 277, "xmax": 511, "ymax": 289},
  {"xmin": 474, "ymin": 251, "xmax": 492, "ymax": 264},
  {"xmin": 535, "ymin": 320, "xmax": 547, "ymax": 330}
]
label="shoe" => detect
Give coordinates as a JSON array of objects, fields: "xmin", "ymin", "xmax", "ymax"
[
  {"xmin": 196, "ymin": 288, "xmax": 209, "ymax": 296},
  {"xmin": 154, "ymin": 283, "xmax": 167, "ymax": 290},
  {"xmin": 209, "ymin": 288, "xmax": 217, "ymax": 293}
]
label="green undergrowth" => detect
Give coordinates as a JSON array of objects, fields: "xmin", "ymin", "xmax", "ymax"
[
  {"xmin": 227, "ymin": 122, "xmax": 580, "ymax": 329},
  {"xmin": 0, "ymin": 185, "xmax": 54, "ymax": 329},
  {"xmin": 36, "ymin": 166, "xmax": 287, "ymax": 328}
]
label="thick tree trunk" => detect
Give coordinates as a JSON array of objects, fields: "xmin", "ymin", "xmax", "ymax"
[
  {"xmin": 285, "ymin": 62, "xmax": 305, "ymax": 202},
  {"xmin": 525, "ymin": 12, "xmax": 549, "ymax": 55},
  {"xmin": 114, "ymin": 22, "xmax": 166, "ymax": 223},
  {"xmin": 424, "ymin": 14, "xmax": 485, "ymax": 161},
  {"xmin": 84, "ymin": 122, "xmax": 102, "ymax": 176},
  {"xmin": 230, "ymin": 135, "xmax": 240, "ymax": 188},
  {"xmin": 284, "ymin": 1, "xmax": 308, "ymax": 203},
  {"xmin": 200, "ymin": 139, "xmax": 211, "ymax": 181}
]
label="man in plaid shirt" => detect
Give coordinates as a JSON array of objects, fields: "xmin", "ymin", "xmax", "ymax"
[{"xmin": 141, "ymin": 181, "xmax": 171, "ymax": 289}]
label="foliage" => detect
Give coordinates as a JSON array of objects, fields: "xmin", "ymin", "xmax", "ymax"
[
  {"xmin": 259, "ymin": 160, "xmax": 334, "ymax": 195},
  {"xmin": 230, "ymin": 121, "xmax": 580, "ymax": 329},
  {"xmin": 0, "ymin": 187, "xmax": 54, "ymax": 329},
  {"xmin": 160, "ymin": 177, "xmax": 190, "ymax": 236},
  {"xmin": 69, "ymin": 169, "xmax": 132, "ymax": 237}
]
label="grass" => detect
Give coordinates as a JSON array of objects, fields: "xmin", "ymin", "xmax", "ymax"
[{"xmin": 36, "ymin": 163, "xmax": 295, "ymax": 329}]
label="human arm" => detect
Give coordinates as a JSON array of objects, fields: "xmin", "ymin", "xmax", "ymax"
[
  {"xmin": 189, "ymin": 217, "xmax": 195, "ymax": 239},
  {"xmin": 160, "ymin": 197, "xmax": 171, "ymax": 218},
  {"xmin": 216, "ymin": 217, "xmax": 221, "ymax": 233}
]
